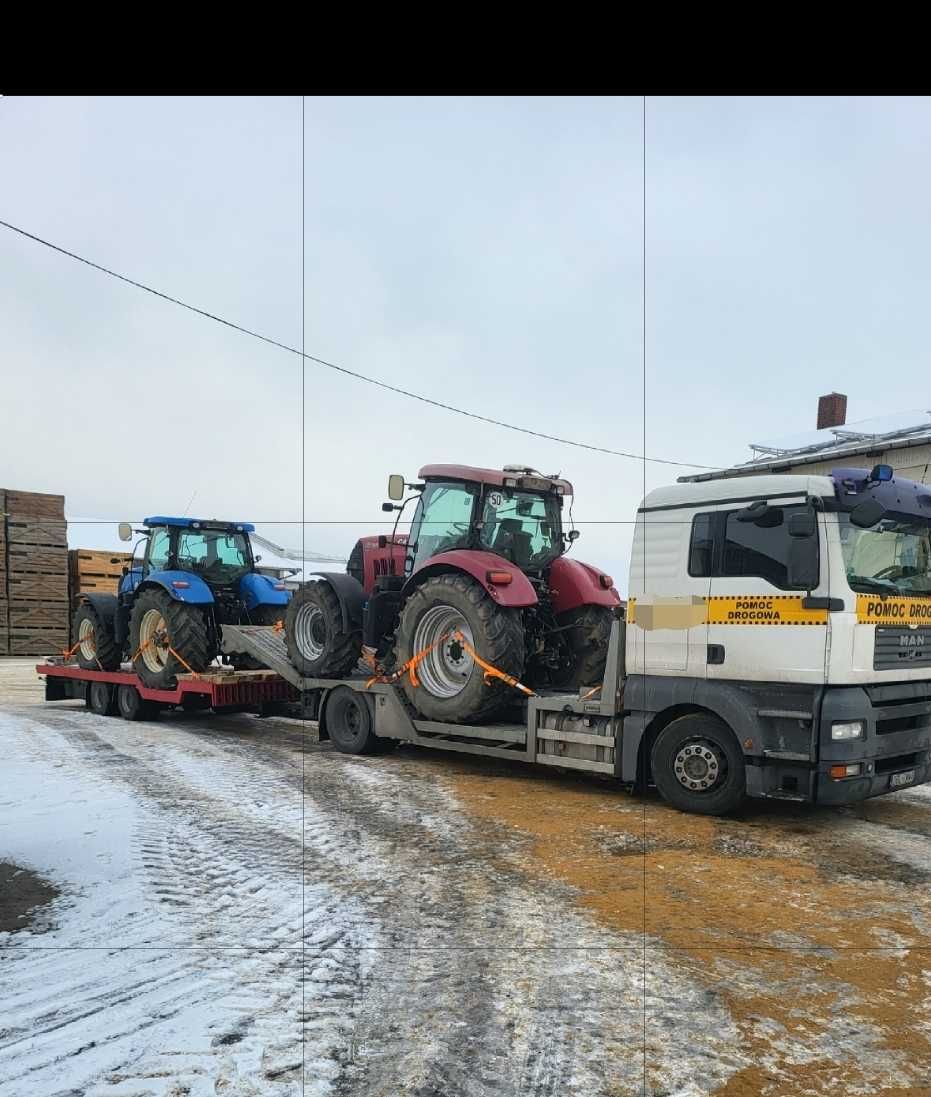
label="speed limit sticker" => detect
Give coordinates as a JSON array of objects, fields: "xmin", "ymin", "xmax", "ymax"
[{"xmin": 487, "ymin": 492, "xmax": 504, "ymax": 509}]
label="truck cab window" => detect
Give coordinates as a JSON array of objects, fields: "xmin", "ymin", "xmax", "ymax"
[
  {"xmin": 722, "ymin": 504, "xmax": 810, "ymax": 589},
  {"xmin": 688, "ymin": 513, "xmax": 715, "ymax": 577}
]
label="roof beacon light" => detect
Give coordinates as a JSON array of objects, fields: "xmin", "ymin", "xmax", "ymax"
[{"xmin": 869, "ymin": 464, "xmax": 894, "ymax": 483}]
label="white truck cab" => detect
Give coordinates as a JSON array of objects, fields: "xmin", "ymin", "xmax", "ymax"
[{"xmin": 624, "ymin": 466, "xmax": 931, "ymax": 812}]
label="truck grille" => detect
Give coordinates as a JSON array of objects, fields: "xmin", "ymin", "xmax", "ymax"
[{"xmin": 874, "ymin": 627, "xmax": 931, "ymax": 671}]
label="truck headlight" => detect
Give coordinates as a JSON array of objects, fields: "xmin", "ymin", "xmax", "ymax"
[{"xmin": 831, "ymin": 721, "xmax": 865, "ymax": 741}]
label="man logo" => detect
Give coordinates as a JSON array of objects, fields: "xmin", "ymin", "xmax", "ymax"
[{"xmin": 899, "ymin": 634, "xmax": 926, "ymax": 648}]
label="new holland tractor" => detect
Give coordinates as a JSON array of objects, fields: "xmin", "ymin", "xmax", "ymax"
[
  {"xmin": 72, "ymin": 517, "xmax": 291, "ymax": 687},
  {"xmin": 284, "ymin": 465, "xmax": 621, "ymax": 723}
]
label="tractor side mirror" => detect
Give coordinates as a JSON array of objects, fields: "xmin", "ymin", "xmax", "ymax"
[
  {"xmin": 118, "ymin": 522, "xmax": 133, "ymax": 542},
  {"xmin": 849, "ymin": 499, "xmax": 887, "ymax": 528},
  {"xmin": 254, "ymin": 554, "xmax": 262, "ymax": 563},
  {"xmin": 567, "ymin": 529, "xmax": 581, "ymax": 542},
  {"xmin": 387, "ymin": 474, "xmax": 405, "ymax": 501}
]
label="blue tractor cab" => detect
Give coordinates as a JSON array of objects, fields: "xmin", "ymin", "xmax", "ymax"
[{"xmin": 72, "ymin": 517, "xmax": 291, "ymax": 688}]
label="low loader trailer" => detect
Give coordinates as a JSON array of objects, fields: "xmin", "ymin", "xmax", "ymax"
[{"xmin": 37, "ymin": 463, "xmax": 931, "ymax": 815}]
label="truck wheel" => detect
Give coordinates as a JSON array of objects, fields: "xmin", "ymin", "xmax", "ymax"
[
  {"xmin": 395, "ymin": 573, "xmax": 525, "ymax": 723},
  {"xmin": 88, "ymin": 680, "xmax": 116, "ymax": 716},
  {"xmin": 232, "ymin": 604, "xmax": 289, "ymax": 670},
  {"xmin": 117, "ymin": 683, "xmax": 157, "ymax": 721},
  {"xmin": 129, "ymin": 588, "xmax": 212, "ymax": 690},
  {"xmin": 72, "ymin": 604, "xmax": 122, "ymax": 671},
  {"xmin": 551, "ymin": 604, "xmax": 614, "ymax": 688},
  {"xmin": 324, "ymin": 686, "xmax": 379, "ymax": 754},
  {"xmin": 651, "ymin": 714, "xmax": 746, "ymax": 816},
  {"xmin": 285, "ymin": 581, "xmax": 360, "ymax": 678}
]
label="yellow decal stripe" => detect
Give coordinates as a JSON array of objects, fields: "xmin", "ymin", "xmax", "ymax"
[
  {"xmin": 629, "ymin": 595, "xmax": 828, "ymax": 629},
  {"xmin": 856, "ymin": 594, "xmax": 931, "ymax": 626}
]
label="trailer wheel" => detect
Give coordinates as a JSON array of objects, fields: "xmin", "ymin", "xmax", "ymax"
[
  {"xmin": 396, "ymin": 573, "xmax": 524, "ymax": 723},
  {"xmin": 87, "ymin": 680, "xmax": 116, "ymax": 716},
  {"xmin": 117, "ymin": 684, "xmax": 157, "ymax": 722},
  {"xmin": 651, "ymin": 714, "xmax": 745, "ymax": 816},
  {"xmin": 129, "ymin": 588, "xmax": 212, "ymax": 689},
  {"xmin": 324, "ymin": 687, "xmax": 379, "ymax": 755},
  {"xmin": 72, "ymin": 604, "xmax": 122, "ymax": 672},
  {"xmin": 285, "ymin": 581, "xmax": 360, "ymax": 678},
  {"xmin": 551, "ymin": 604, "xmax": 614, "ymax": 688}
]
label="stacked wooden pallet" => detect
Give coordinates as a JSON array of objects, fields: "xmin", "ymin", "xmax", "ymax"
[
  {"xmin": 69, "ymin": 549, "xmax": 133, "ymax": 597},
  {"xmin": 0, "ymin": 489, "xmax": 69, "ymax": 655}
]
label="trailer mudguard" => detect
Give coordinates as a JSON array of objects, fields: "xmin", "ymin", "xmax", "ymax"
[
  {"xmin": 405, "ymin": 550, "xmax": 538, "ymax": 607},
  {"xmin": 548, "ymin": 557, "xmax": 620, "ymax": 614},
  {"xmin": 312, "ymin": 571, "xmax": 365, "ymax": 631},
  {"xmin": 140, "ymin": 570, "xmax": 215, "ymax": 604},
  {"xmin": 239, "ymin": 572, "xmax": 291, "ymax": 611}
]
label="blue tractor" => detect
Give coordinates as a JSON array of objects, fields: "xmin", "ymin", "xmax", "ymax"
[{"xmin": 72, "ymin": 517, "xmax": 291, "ymax": 688}]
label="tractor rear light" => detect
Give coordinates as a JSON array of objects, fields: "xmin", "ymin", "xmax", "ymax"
[
  {"xmin": 486, "ymin": 570, "xmax": 513, "ymax": 586},
  {"xmin": 599, "ymin": 575, "xmax": 614, "ymax": 589},
  {"xmin": 171, "ymin": 580, "xmax": 190, "ymax": 589},
  {"xmin": 830, "ymin": 763, "xmax": 862, "ymax": 779}
]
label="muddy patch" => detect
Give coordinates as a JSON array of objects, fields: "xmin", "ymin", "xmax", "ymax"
[{"xmin": 0, "ymin": 861, "xmax": 59, "ymax": 934}]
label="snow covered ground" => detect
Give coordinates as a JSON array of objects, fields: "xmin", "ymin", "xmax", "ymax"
[{"xmin": 1, "ymin": 659, "xmax": 930, "ymax": 1094}]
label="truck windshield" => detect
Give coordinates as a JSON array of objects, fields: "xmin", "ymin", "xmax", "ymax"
[
  {"xmin": 839, "ymin": 512, "xmax": 931, "ymax": 596},
  {"xmin": 479, "ymin": 488, "xmax": 562, "ymax": 570},
  {"xmin": 175, "ymin": 529, "xmax": 252, "ymax": 581}
]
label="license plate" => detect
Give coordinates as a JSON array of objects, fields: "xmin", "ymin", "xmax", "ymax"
[{"xmin": 890, "ymin": 770, "xmax": 916, "ymax": 789}]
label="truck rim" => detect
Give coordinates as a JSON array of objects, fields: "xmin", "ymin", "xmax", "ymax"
[
  {"xmin": 294, "ymin": 604, "xmax": 327, "ymax": 662},
  {"xmin": 78, "ymin": 617, "xmax": 96, "ymax": 661},
  {"xmin": 673, "ymin": 739, "xmax": 724, "ymax": 793},
  {"xmin": 413, "ymin": 605, "xmax": 475, "ymax": 698},
  {"xmin": 139, "ymin": 608, "xmax": 170, "ymax": 673}
]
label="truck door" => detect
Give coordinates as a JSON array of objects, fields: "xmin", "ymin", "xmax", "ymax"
[
  {"xmin": 628, "ymin": 505, "xmax": 711, "ymax": 675},
  {"xmin": 706, "ymin": 501, "xmax": 828, "ymax": 685}
]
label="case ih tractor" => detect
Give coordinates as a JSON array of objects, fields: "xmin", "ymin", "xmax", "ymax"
[
  {"xmin": 72, "ymin": 517, "xmax": 291, "ymax": 688},
  {"xmin": 285, "ymin": 465, "xmax": 621, "ymax": 722}
]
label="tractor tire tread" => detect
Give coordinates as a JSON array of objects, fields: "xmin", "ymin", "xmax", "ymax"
[
  {"xmin": 129, "ymin": 588, "xmax": 212, "ymax": 689},
  {"xmin": 285, "ymin": 581, "xmax": 360, "ymax": 678}
]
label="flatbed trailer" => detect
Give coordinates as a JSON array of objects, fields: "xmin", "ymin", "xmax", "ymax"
[{"xmin": 38, "ymin": 661, "xmax": 299, "ymax": 720}]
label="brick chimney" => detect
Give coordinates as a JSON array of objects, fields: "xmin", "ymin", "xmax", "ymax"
[{"xmin": 817, "ymin": 392, "xmax": 847, "ymax": 430}]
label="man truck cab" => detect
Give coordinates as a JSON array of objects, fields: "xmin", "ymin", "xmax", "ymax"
[{"xmin": 626, "ymin": 466, "xmax": 931, "ymax": 813}]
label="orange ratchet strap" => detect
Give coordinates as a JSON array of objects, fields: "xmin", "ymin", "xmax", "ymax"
[
  {"xmin": 365, "ymin": 631, "xmax": 450, "ymax": 689},
  {"xmin": 451, "ymin": 630, "xmax": 536, "ymax": 697}
]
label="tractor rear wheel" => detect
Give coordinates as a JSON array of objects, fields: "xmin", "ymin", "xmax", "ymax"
[
  {"xmin": 395, "ymin": 573, "xmax": 524, "ymax": 723},
  {"xmin": 129, "ymin": 588, "xmax": 212, "ymax": 690},
  {"xmin": 285, "ymin": 581, "xmax": 360, "ymax": 678},
  {"xmin": 72, "ymin": 603, "xmax": 122, "ymax": 671},
  {"xmin": 551, "ymin": 604, "xmax": 614, "ymax": 689}
]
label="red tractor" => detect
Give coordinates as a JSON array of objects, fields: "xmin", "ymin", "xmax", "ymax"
[{"xmin": 284, "ymin": 464, "xmax": 620, "ymax": 723}]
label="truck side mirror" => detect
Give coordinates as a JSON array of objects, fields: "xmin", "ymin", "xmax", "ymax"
[
  {"xmin": 118, "ymin": 522, "xmax": 133, "ymax": 542},
  {"xmin": 849, "ymin": 499, "xmax": 886, "ymax": 528},
  {"xmin": 787, "ymin": 511, "xmax": 816, "ymax": 538},
  {"xmin": 787, "ymin": 539, "xmax": 819, "ymax": 589},
  {"xmin": 735, "ymin": 500, "xmax": 782, "ymax": 527},
  {"xmin": 387, "ymin": 474, "xmax": 405, "ymax": 501}
]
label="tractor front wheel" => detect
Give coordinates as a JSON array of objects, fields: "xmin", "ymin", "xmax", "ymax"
[
  {"xmin": 551, "ymin": 604, "xmax": 614, "ymax": 689},
  {"xmin": 129, "ymin": 588, "xmax": 212, "ymax": 689},
  {"xmin": 72, "ymin": 603, "xmax": 122, "ymax": 671},
  {"xmin": 395, "ymin": 573, "xmax": 524, "ymax": 723},
  {"xmin": 285, "ymin": 581, "xmax": 360, "ymax": 678}
]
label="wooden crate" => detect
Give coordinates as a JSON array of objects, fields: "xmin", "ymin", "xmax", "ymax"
[
  {"xmin": 9, "ymin": 627, "xmax": 69, "ymax": 656},
  {"xmin": 9, "ymin": 602, "xmax": 70, "ymax": 632},
  {"xmin": 5, "ymin": 519, "xmax": 68, "ymax": 549},
  {"xmin": 1, "ymin": 489, "xmax": 65, "ymax": 520},
  {"xmin": 7, "ymin": 569, "xmax": 69, "ymax": 603},
  {"xmin": 70, "ymin": 549, "xmax": 133, "ymax": 597}
]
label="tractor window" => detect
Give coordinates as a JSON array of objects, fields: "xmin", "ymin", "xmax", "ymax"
[
  {"xmin": 479, "ymin": 489, "xmax": 561, "ymax": 570},
  {"xmin": 409, "ymin": 481, "xmax": 477, "ymax": 567},
  {"xmin": 176, "ymin": 529, "xmax": 252, "ymax": 580},
  {"xmin": 147, "ymin": 529, "xmax": 171, "ymax": 570}
]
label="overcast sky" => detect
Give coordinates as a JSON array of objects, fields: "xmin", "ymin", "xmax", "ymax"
[{"xmin": 3, "ymin": 96, "xmax": 931, "ymax": 590}]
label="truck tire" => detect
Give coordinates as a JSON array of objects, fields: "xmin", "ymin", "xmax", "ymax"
[
  {"xmin": 324, "ymin": 686, "xmax": 379, "ymax": 754},
  {"xmin": 651, "ymin": 714, "xmax": 746, "ymax": 816},
  {"xmin": 117, "ymin": 683, "xmax": 157, "ymax": 721},
  {"xmin": 551, "ymin": 604, "xmax": 613, "ymax": 689},
  {"xmin": 232, "ymin": 604, "xmax": 289, "ymax": 670},
  {"xmin": 88, "ymin": 680, "xmax": 117, "ymax": 716},
  {"xmin": 129, "ymin": 588, "xmax": 212, "ymax": 690},
  {"xmin": 285, "ymin": 581, "xmax": 360, "ymax": 678},
  {"xmin": 395, "ymin": 573, "xmax": 525, "ymax": 723},
  {"xmin": 72, "ymin": 603, "xmax": 122, "ymax": 672}
]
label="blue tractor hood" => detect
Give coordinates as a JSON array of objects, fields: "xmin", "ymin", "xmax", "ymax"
[{"xmin": 831, "ymin": 467, "xmax": 931, "ymax": 520}]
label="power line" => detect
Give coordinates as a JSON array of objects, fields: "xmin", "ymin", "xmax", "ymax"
[{"xmin": 0, "ymin": 217, "xmax": 714, "ymax": 470}]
